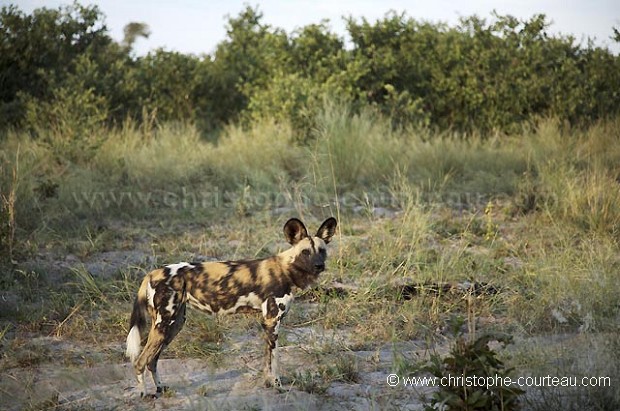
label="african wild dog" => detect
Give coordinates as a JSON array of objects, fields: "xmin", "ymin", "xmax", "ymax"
[{"xmin": 125, "ymin": 217, "xmax": 337, "ymax": 397}]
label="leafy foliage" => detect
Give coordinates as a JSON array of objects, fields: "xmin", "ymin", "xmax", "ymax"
[
  {"xmin": 1, "ymin": 3, "xmax": 619, "ymax": 136},
  {"xmin": 424, "ymin": 321, "xmax": 524, "ymax": 410}
]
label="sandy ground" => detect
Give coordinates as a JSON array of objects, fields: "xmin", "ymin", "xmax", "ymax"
[
  {"xmin": 1, "ymin": 332, "xmax": 431, "ymax": 410},
  {"xmin": 3, "ymin": 244, "xmax": 615, "ymax": 410}
]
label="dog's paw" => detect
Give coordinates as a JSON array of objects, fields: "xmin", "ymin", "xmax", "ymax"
[
  {"xmin": 265, "ymin": 376, "xmax": 282, "ymax": 389},
  {"xmin": 156, "ymin": 386, "xmax": 170, "ymax": 394},
  {"xmin": 139, "ymin": 386, "xmax": 170, "ymax": 399}
]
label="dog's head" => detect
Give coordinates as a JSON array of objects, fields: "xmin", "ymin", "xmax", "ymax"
[{"xmin": 283, "ymin": 217, "xmax": 337, "ymax": 283}]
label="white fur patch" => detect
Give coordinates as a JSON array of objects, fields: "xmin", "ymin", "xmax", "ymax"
[
  {"xmin": 165, "ymin": 292, "xmax": 176, "ymax": 315},
  {"xmin": 275, "ymin": 294, "xmax": 293, "ymax": 314},
  {"xmin": 165, "ymin": 262, "xmax": 193, "ymax": 277},
  {"xmin": 125, "ymin": 325, "xmax": 142, "ymax": 363},
  {"xmin": 274, "ymin": 294, "xmax": 293, "ymax": 333},
  {"xmin": 261, "ymin": 297, "xmax": 270, "ymax": 317},
  {"xmin": 220, "ymin": 292, "xmax": 262, "ymax": 315},
  {"xmin": 146, "ymin": 281, "xmax": 156, "ymax": 308}
]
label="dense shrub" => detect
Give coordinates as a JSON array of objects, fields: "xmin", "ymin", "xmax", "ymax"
[{"xmin": 1, "ymin": 3, "xmax": 619, "ymax": 136}]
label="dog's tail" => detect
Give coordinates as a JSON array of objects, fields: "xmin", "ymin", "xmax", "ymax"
[{"xmin": 126, "ymin": 275, "xmax": 149, "ymax": 364}]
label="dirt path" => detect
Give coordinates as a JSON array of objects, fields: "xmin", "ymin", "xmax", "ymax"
[{"xmin": 1, "ymin": 340, "xmax": 429, "ymax": 410}]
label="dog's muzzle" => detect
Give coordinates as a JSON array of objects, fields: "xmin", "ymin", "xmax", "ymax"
[{"xmin": 314, "ymin": 263, "xmax": 325, "ymax": 274}]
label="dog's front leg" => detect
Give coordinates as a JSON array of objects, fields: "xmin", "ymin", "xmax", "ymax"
[
  {"xmin": 261, "ymin": 317, "xmax": 281, "ymax": 387},
  {"xmin": 261, "ymin": 298, "xmax": 282, "ymax": 388}
]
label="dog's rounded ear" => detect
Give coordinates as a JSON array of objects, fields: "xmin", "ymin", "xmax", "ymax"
[
  {"xmin": 283, "ymin": 218, "xmax": 308, "ymax": 245},
  {"xmin": 316, "ymin": 217, "xmax": 337, "ymax": 244}
]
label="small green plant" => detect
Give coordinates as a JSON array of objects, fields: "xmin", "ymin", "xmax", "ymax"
[
  {"xmin": 70, "ymin": 266, "xmax": 107, "ymax": 304},
  {"xmin": 161, "ymin": 387, "xmax": 177, "ymax": 398},
  {"xmin": 332, "ymin": 353, "xmax": 360, "ymax": 383},
  {"xmin": 293, "ymin": 353, "xmax": 359, "ymax": 394},
  {"xmin": 424, "ymin": 323, "xmax": 524, "ymax": 411},
  {"xmin": 294, "ymin": 369, "xmax": 330, "ymax": 394}
]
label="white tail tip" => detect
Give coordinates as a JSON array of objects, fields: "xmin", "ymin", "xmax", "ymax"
[{"xmin": 125, "ymin": 325, "xmax": 142, "ymax": 363}]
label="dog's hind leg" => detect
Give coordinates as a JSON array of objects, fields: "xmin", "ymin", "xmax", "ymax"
[
  {"xmin": 135, "ymin": 306, "xmax": 186, "ymax": 397},
  {"xmin": 148, "ymin": 351, "xmax": 165, "ymax": 394},
  {"xmin": 134, "ymin": 325, "xmax": 166, "ymax": 398},
  {"xmin": 149, "ymin": 303, "xmax": 186, "ymax": 394}
]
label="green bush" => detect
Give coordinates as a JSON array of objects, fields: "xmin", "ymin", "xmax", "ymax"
[
  {"xmin": 425, "ymin": 328, "xmax": 524, "ymax": 410},
  {"xmin": 22, "ymin": 85, "xmax": 108, "ymax": 164},
  {"xmin": 2, "ymin": 4, "xmax": 619, "ymax": 136}
]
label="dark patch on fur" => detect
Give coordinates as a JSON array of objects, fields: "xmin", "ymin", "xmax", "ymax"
[
  {"xmin": 189, "ymin": 262, "xmax": 203, "ymax": 274},
  {"xmin": 265, "ymin": 297, "xmax": 278, "ymax": 319},
  {"xmin": 129, "ymin": 294, "xmax": 147, "ymax": 333}
]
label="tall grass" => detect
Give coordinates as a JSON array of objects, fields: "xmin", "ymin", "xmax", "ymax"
[
  {"xmin": 206, "ymin": 119, "xmax": 302, "ymax": 189},
  {"xmin": 1, "ymin": 103, "xmax": 618, "ymax": 251},
  {"xmin": 92, "ymin": 122, "xmax": 210, "ymax": 189},
  {"xmin": 311, "ymin": 103, "xmax": 407, "ymax": 188},
  {"xmin": 524, "ymin": 118, "xmax": 620, "ymax": 235}
]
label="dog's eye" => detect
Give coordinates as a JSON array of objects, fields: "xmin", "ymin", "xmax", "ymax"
[{"xmin": 302, "ymin": 249, "xmax": 311, "ymax": 256}]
